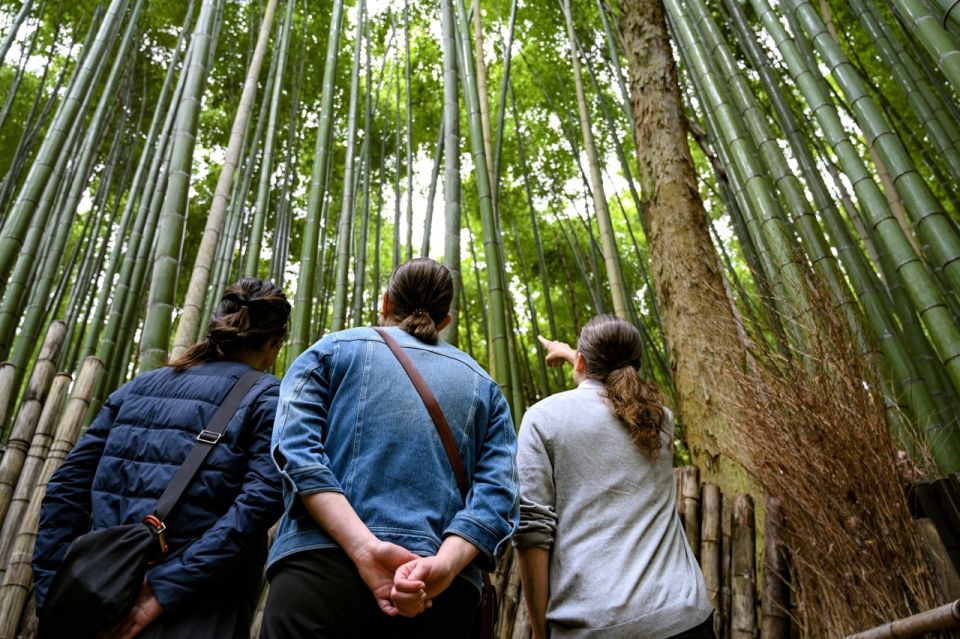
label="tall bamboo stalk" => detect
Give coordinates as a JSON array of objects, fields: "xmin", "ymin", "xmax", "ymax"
[
  {"xmin": 330, "ymin": 1, "xmax": 365, "ymax": 333},
  {"xmin": 0, "ymin": 321, "xmax": 64, "ymax": 519},
  {"xmin": 171, "ymin": 0, "xmax": 280, "ymax": 358},
  {"xmin": 455, "ymin": 0, "xmax": 510, "ymax": 396},
  {"xmin": 139, "ymin": 0, "xmax": 221, "ymax": 371},
  {"xmin": 0, "ymin": 0, "xmax": 128, "ymax": 291},
  {"xmin": 289, "ymin": 0, "xmax": 344, "ymax": 359},
  {"xmin": 0, "ymin": 356, "xmax": 102, "ymax": 639},
  {"xmin": 561, "ymin": 0, "xmax": 629, "ymax": 321},
  {"xmin": 0, "ymin": 373, "xmax": 69, "ymax": 576},
  {"xmin": 440, "ymin": 0, "xmax": 461, "ymax": 347}
]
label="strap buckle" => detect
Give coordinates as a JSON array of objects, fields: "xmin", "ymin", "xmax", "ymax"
[
  {"xmin": 143, "ymin": 515, "xmax": 169, "ymax": 556},
  {"xmin": 196, "ymin": 429, "xmax": 222, "ymax": 444}
]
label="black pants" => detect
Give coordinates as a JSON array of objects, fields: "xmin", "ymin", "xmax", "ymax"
[
  {"xmin": 259, "ymin": 549, "xmax": 478, "ymax": 639},
  {"xmin": 667, "ymin": 613, "xmax": 716, "ymax": 639}
]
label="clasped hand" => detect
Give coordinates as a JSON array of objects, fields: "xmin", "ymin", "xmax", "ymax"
[{"xmin": 353, "ymin": 539, "xmax": 456, "ymax": 619}]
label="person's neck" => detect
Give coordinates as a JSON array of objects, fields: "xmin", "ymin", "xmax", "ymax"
[{"xmin": 229, "ymin": 351, "xmax": 270, "ymax": 372}]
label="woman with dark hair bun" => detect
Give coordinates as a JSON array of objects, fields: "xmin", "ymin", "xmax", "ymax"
[
  {"xmin": 515, "ymin": 315, "xmax": 714, "ymax": 639},
  {"xmin": 261, "ymin": 257, "xmax": 519, "ymax": 638},
  {"xmin": 33, "ymin": 279, "xmax": 291, "ymax": 639}
]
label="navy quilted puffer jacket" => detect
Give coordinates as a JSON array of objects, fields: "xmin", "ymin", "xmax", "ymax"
[{"xmin": 32, "ymin": 360, "xmax": 283, "ymax": 612}]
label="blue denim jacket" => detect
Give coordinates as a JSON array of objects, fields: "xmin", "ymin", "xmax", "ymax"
[{"xmin": 268, "ymin": 326, "xmax": 519, "ymax": 592}]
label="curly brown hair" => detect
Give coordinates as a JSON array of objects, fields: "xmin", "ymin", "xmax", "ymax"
[
  {"xmin": 578, "ymin": 315, "xmax": 665, "ymax": 457},
  {"xmin": 168, "ymin": 279, "xmax": 291, "ymax": 372}
]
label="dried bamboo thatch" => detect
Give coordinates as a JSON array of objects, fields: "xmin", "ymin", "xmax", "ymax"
[{"xmin": 711, "ymin": 284, "xmax": 945, "ymax": 636}]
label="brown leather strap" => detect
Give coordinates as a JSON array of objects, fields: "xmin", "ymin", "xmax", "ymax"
[{"xmin": 374, "ymin": 327, "xmax": 470, "ymax": 499}]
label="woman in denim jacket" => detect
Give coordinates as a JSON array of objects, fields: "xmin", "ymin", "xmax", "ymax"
[{"xmin": 261, "ymin": 258, "xmax": 519, "ymax": 638}]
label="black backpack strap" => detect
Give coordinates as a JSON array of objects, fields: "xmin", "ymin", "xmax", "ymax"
[{"xmin": 153, "ymin": 368, "xmax": 264, "ymax": 522}]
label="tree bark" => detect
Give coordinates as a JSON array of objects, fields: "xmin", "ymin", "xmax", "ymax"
[{"xmin": 620, "ymin": 0, "xmax": 750, "ymax": 492}]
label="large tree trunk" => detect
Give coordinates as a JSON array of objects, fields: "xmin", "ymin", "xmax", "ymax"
[{"xmin": 620, "ymin": 0, "xmax": 750, "ymax": 493}]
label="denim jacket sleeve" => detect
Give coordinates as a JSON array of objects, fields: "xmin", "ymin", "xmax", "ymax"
[
  {"xmin": 146, "ymin": 380, "xmax": 284, "ymax": 610},
  {"xmin": 444, "ymin": 380, "xmax": 519, "ymax": 571},
  {"xmin": 32, "ymin": 387, "xmax": 125, "ymax": 610},
  {"xmin": 271, "ymin": 338, "xmax": 343, "ymax": 498}
]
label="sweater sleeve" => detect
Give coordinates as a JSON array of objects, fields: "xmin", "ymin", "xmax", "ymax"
[
  {"xmin": 146, "ymin": 380, "xmax": 284, "ymax": 610},
  {"xmin": 32, "ymin": 388, "xmax": 124, "ymax": 610},
  {"xmin": 513, "ymin": 408, "xmax": 558, "ymax": 551}
]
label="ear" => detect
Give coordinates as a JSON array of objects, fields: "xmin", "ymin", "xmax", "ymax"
[
  {"xmin": 437, "ymin": 313, "xmax": 452, "ymax": 332},
  {"xmin": 574, "ymin": 352, "xmax": 587, "ymax": 373},
  {"xmin": 380, "ymin": 292, "xmax": 392, "ymax": 319}
]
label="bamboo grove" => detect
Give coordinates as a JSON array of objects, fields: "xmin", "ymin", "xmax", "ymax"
[{"xmin": 0, "ymin": 0, "xmax": 959, "ymax": 485}]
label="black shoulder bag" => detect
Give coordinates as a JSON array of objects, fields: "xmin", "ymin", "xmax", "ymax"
[
  {"xmin": 38, "ymin": 369, "xmax": 263, "ymax": 639},
  {"xmin": 374, "ymin": 328, "xmax": 499, "ymax": 639}
]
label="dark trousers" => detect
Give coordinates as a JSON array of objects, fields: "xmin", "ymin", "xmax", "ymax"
[
  {"xmin": 259, "ymin": 549, "xmax": 478, "ymax": 639},
  {"xmin": 667, "ymin": 613, "xmax": 716, "ymax": 639}
]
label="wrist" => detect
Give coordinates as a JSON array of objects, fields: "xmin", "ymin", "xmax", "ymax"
[
  {"xmin": 436, "ymin": 535, "xmax": 480, "ymax": 576},
  {"xmin": 343, "ymin": 531, "xmax": 379, "ymax": 563}
]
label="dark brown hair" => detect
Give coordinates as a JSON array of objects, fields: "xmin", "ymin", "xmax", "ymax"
[
  {"xmin": 168, "ymin": 279, "xmax": 291, "ymax": 372},
  {"xmin": 578, "ymin": 315, "xmax": 665, "ymax": 457},
  {"xmin": 384, "ymin": 258, "xmax": 454, "ymax": 344}
]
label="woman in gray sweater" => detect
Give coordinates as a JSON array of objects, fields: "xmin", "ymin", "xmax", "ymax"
[{"xmin": 514, "ymin": 315, "xmax": 714, "ymax": 639}]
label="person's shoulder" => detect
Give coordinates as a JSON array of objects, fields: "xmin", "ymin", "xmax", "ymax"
[
  {"xmin": 436, "ymin": 342, "xmax": 494, "ymax": 381},
  {"xmin": 527, "ymin": 387, "xmax": 581, "ymax": 415},
  {"xmin": 330, "ymin": 326, "xmax": 378, "ymax": 343},
  {"xmin": 519, "ymin": 388, "xmax": 580, "ymax": 435}
]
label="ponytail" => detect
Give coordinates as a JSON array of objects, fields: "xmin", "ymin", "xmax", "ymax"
[
  {"xmin": 578, "ymin": 314, "xmax": 666, "ymax": 457},
  {"xmin": 384, "ymin": 259, "xmax": 454, "ymax": 345},
  {"xmin": 168, "ymin": 279, "xmax": 291, "ymax": 371},
  {"xmin": 604, "ymin": 365, "xmax": 665, "ymax": 458}
]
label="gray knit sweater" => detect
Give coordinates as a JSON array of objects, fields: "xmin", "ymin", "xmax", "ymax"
[{"xmin": 514, "ymin": 379, "xmax": 712, "ymax": 638}]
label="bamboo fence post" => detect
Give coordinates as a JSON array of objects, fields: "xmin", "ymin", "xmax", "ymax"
[
  {"xmin": 0, "ymin": 321, "xmax": 66, "ymax": 525},
  {"xmin": 915, "ymin": 517, "xmax": 960, "ymax": 599},
  {"xmin": 496, "ymin": 551, "xmax": 523, "ymax": 639},
  {"xmin": 845, "ymin": 600, "xmax": 960, "ymax": 638},
  {"xmin": 731, "ymin": 493, "xmax": 757, "ymax": 639},
  {"xmin": 701, "ymin": 483, "xmax": 722, "ymax": 631},
  {"xmin": 493, "ymin": 544, "xmax": 514, "ymax": 597},
  {"xmin": 0, "ymin": 364, "xmax": 17, "ymax": 436},
  {"xmin": 509, "ymin": 600, "xmax": 531, "ymax": 639},
  {"xmin": 0, "ymin": 356, "xmax": 102, "ymax": 639},
  {"xmin": 761, "ymin": 496, "xmax": 790, "ymax": 639},
  {"xmin": 0, "ymin": 373, "xmax": 70, "ymax": 576},
  {"xmin": 720, "ymin": 492, "xmax": 733, "ymax": 639},
  {"xmin": 681, "ymin": 465, "xmax": 701, "ymax": 561},
  {"xmin": 674, "ymin": 467, "xmax": 682, "ymax": 515}
]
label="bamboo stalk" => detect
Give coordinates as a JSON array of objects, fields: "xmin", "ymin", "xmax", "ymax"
[
  {"xmin": 731, "ymin": 493, "xmax": 756, "ymax": 639},
  {"xmin": 761, "ymin": 496, "xmax": 790, "ymax": 639},
  {"xmin": 845, "ymin": 600, "xmax": 960, "ymax": 638},
  {"xmin": 289, "ymin": 0, "xmax": 343, "ymax": 359},
  {"xmin": 0, "ymin": 373, "xmax": 70, "ymax": 578},
  {"xmin": 701, "ymin": 483, "xmax": 722, "ymax": 625},
  {"xmin": 681, "ymin": 465, "xmax": 701, "ymax": 561},
  {"xmin": 0, "ymin": 356, "xmax": 102, "ymax": 639},
  {"xmin": 0, "ymin": 321, "xmax": 65, "ymax": 525},
  {"xmin": 0, "ymin": 364, "xmax": 16, "ymax": 436},
  {"xmin": 172, "ymin": 0, "xmax": 280, "ymax": 357}
]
